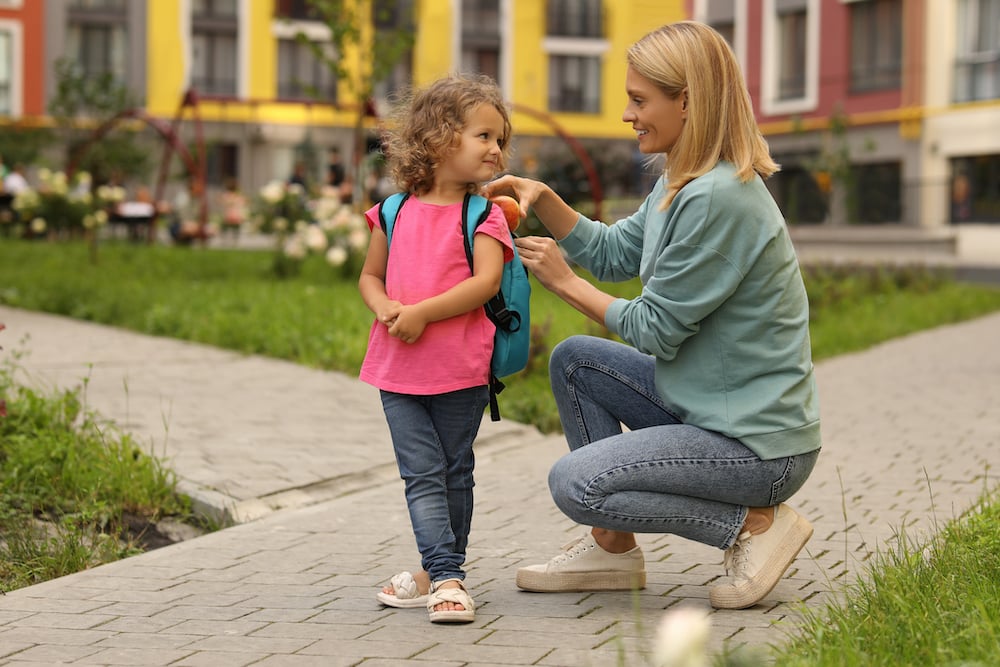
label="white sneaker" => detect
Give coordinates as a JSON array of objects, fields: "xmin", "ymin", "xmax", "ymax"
[
  {"xmin": 516, "ymin": 533, "xmax": 646, "ymax": 592},
  {"xmin": 709, "ymin": 503, "xmax": 813, "ymax": 609}
]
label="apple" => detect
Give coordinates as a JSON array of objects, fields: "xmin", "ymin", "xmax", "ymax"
[{"xmin": 491, "ymin": 195, "xmax": 521, "ymax": 232}]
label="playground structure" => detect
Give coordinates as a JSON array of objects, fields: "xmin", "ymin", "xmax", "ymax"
[{"xmin": 67, "ymin": 90, "xmax": 209, "ymax": 244}]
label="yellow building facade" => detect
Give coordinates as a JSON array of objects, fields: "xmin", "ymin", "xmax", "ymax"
[{"xmin": 137, "ymin": 0, "xmax": 686, "ymax": 198}]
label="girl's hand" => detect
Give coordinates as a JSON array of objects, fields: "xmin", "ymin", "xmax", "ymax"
[
  {"xmin": 514, "ymin": 235, "xmax": 577, "ymax": 292},
  {"xmin": 376, "ymin": 301, "xmax": 402, "ymax": 328},
  {"xmin": 387, "ymin": 304, "xmax": 429, "ymax": 344}
]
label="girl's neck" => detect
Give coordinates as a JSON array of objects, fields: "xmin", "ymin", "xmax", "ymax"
[{"xmin": 418, "ymin": 181, "xmax": 476, "ymax": 206}]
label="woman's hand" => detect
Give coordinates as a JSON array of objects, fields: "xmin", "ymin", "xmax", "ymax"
[
  {"xmin": 515, "ymin": 236, "xmax": 617, "ymax": 326},
  {"xmin": 483, "ymin": 175, "xmax": 546, "ymax": 218},
  {"xmin": 514, "ymin": 236, "xmax": 577, "ymax": 292},
  {"xmin": 484, "ymin": 175, "xmax": 580, "ymax": 239}
]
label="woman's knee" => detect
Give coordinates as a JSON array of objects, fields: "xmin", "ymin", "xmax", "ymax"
[
  {"xmin": 548, "ymin": 335, "xmax": 609, "ymax": 381},
  {"xmin": 547, "ymin": 454, "xmax": 588, "ymax": 521}
]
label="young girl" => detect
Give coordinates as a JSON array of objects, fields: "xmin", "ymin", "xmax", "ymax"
[{"xmin": 358, "ymin": 73, "xmax": 514, "ymax": 624}]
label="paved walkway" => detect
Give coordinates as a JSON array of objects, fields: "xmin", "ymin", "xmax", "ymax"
[{"xmin": 0, "ymin": 304, "xmax": 998, "ymax": 666}]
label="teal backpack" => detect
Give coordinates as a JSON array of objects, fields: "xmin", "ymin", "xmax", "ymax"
[{"xmin": 378, "ymin": 192, "xmax": 531, "ymax": 421}]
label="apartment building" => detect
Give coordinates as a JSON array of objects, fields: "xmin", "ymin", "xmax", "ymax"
[
  {"xmin": 693, "ymin": 0, "xmax": 1000, "ymax": 233},
  {"xmin": 3, "ymin": 0, "xmax": 997, "ymax": 233}
]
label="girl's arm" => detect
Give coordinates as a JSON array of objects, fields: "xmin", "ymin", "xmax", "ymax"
[
  {"xmin": 388, "ymin": 234, "xmax": 505, "ymax": 344},
  {"xmin": 358, "ymin": 227, "xmax": 402, "ymax": 326}
]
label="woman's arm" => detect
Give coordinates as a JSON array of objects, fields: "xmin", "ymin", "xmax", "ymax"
[
  {"xmin": 514, "ymin": 235, "xmax": 616, "ymax": 326},
  {"xmin": 483, "ymin": 175, "xmax": 579, "ymax": 240}
]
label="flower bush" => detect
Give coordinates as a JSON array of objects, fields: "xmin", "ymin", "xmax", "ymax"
[
  {"xmin": 249, "ymin": 180, "xmax": 368, "ymax": 278},
  {"xmin": 5, "ymin": 169, "xmax": 125, "ymax": 239}
]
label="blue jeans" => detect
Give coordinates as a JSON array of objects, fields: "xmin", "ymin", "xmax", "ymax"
[
  {"xmin": 548, "ymin": 336, "xmax": 819, "ymax": 550},
  {"xmin": 380, "ymin": 386, "xmax": 489, "ymax": 583}
]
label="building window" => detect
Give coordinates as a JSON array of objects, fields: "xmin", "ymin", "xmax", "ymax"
[
  {"xmin": 954, "ymin": 0, "xmax": 1000, "ymax": 103},
  {"xmin": 192, "ymin": 0, "xmax": 238, "ymax": 97},
  {"xmin": 701, "ymin": 0, "xmax": 736, "ymax": 48},
  {"xmin": 277, "ymin": 38, "xmax": 336, "ymax": 102},
  {"xmin": 544, "ymin": 0, "xmax": 607, "ymax": 114},
  {"xmin": 849, "ymin": 0, "xmax": 902, "ymax": 93},
  {"xmin": 206, "ymin": 143, "xmax": 239, "ymax": 187},
  {"xmin": 274, "ymin": 0, "xmax": 314, "ymax": 20},
  {"xmin": 66, "ymin": 0, "xmax": 128, "ymax": 81},
  {"xmin": 766, "ymin": 156, "xmax": 828, "ymax": 225},
  {"xmin": 776, "ymin": 6, "xmax": 807, "ymax": 100},
  {"xmin": 0, "ymin": 28, "xmax": 11, "ymax": 116},
  {"xmin": 374, "ymin": 0, "xmax": 413, "ymax": 102},
  {"xmin": 761, "ymin": 0, "xmax": 818, "ymax": 115},
  {"xmin": 951, "ymin": 155, "xmax": 1000, "ymax": 223},
  {"xmin": 851, "ymin": 162, "xmax": 901, "ymax": 223},
  {"xmin": 461, "ymin": 0, "xmax": 501, "ymax": 81},
  {"xmin": 548, "ymin": 54, "xmax": 601, "ymax": 113},
  {"xmin": 546, "ymin": 0, "xmax": 602, "ymax": 38}
]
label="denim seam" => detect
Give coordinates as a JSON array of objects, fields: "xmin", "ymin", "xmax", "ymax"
[{"xmin": 563, "ymin": 358, "xmax": 679, "ymax": 445}]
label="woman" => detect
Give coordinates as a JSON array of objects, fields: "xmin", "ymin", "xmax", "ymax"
[{"xmin": 484, "ymin": 21, "xmax": 821, "ymax": 609}]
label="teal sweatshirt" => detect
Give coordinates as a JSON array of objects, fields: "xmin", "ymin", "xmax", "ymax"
[{"xmin": 558, "ymin": 162, "xmax": 821, "ymax": 460}]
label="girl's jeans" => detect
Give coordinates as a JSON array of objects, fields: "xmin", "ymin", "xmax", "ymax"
[
  {"xmin": 548, "ymin": 336, "xmax": 819, "ymax": 550},
  {"xmin": 380, "ymin": 386, "xmax": 489, "ymax": 583}
]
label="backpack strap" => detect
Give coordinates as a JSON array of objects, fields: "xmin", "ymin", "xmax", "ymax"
[
  {"xmin": 378, "ymin": 192, "xmax": 410, "ymax": 244},
  {"xmin": 461, "ymin": 194, "xmax": 512, "ymax": 331},
  {"xmin": 461, "ymin": 192, "xmax": 509, "ymax": 422}
]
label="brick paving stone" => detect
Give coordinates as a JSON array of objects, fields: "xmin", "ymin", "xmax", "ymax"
[{"xmin": 1, "ymin": 306, "xmax": 998, "ymax": 665}]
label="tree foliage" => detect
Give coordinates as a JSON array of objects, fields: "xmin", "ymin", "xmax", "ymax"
[{"xmin": 47, "ymin": 58, "xmax": 154, "ymax": 186}]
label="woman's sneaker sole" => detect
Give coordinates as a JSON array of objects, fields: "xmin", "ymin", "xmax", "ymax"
[{"xmin": 516, "ymin": 569, "xmax": 646, "ymax": 592}]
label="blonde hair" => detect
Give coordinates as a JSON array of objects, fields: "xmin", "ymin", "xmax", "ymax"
[
  {"xmin": 627, "ymin": 21, "xmax": 779, "ymax": 208},
  {"xmin": 384, "ymin": 73, "xmax": 512, "ymax": 196}
]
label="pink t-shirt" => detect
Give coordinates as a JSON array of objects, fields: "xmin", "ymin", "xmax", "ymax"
[{"xmin": 360, "ymin": 196, "xmax": 514, "ymax": 395}]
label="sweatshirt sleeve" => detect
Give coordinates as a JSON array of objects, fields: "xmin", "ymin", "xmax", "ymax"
[{"xmin": 587, "ymin": 171, "xmax": 761, "ymax": 360}]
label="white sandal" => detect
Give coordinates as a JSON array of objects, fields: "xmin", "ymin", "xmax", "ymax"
[
  {"xmin": 426, "ymin": 579, "xmax": 475, "ymax": 623},
  {"xmin": 375, "ymin": 571, "xmax": 429, "ymax": 609}
]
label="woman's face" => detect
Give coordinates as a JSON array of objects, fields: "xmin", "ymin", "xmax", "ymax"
[{"xmin": 622, "ymin": 65, "xmax": 686, "ymax": 155}]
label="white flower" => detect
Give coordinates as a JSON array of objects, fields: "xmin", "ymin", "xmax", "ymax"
[
  {"xmin": 283, "ymin": 236, "xmax": 307, "ymax": 260},
  {"xmin": 82, "ymin": 214, "xmax": 96, "ymax": 229},
  {"xmin": 287, "ymin": 182, "xmax": 305, "ymax": 197},
  {"xmin": 348, "ymin": 228, "xmax": 368, "ymax": 250},
  {"xmin": 30, "ymin": 217, "xmax": 47, "ymax": 234},
  {"xmin": 94, "ymin": 210, "xmax": 108, "ymax": 226},
  {"xmin": 325, "ymin": 245, "xmax": 348, "ymax": 266},
  {"xmin": 260, "ymin": 180, "xmax": 285, "ymax": 203},
  {"xmin": 52, "ymin": 171, "xmax": 68, "ymax": 193},
  {"xmin": 37, "ymin": 167, "xmax": 52, "ymax": 184},
  {"xmin": 273, "ymin": 217, "xmax": 289, "ymax": 232},
  {"xmin": 653, "ymin": 608, "xmax": 711, "ymax": 667},
  {"xmin": 304, "ymin": 225, "xmax": 328, "ymax": 252}
]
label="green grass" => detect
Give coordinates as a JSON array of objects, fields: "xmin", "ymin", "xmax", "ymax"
[
  {"xmin": 3, "ymin": 240, "xmax": 1000, "ymax": 432},
  {"xmin": 772, "ymin": 490, "xmax": 1000, "ymax": 666},
  {"xmin": 0, "ymin": 347, "xmax": 195, "ymax": 592}
]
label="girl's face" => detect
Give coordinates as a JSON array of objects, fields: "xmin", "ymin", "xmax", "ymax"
[
  {"xmin": 437, "ymin": 103, "xmax": 506, "ymax": 189},
  {"xmin": 622, "ymin": 65, "xmax": 686, "ymax": 155}
]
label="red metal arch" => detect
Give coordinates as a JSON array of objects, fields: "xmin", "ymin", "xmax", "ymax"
[
  {"xmin": 510, "ymin": 103, "xmax": 604, "ymax": 221},
  {"xmin": 67, "ymin": 90, "xmax": 209, "ymax": 243}
]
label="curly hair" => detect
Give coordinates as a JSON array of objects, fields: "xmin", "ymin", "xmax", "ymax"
[{"xmin": 383, "ymin": 73, "xmax": 512, "ymax": 196}]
